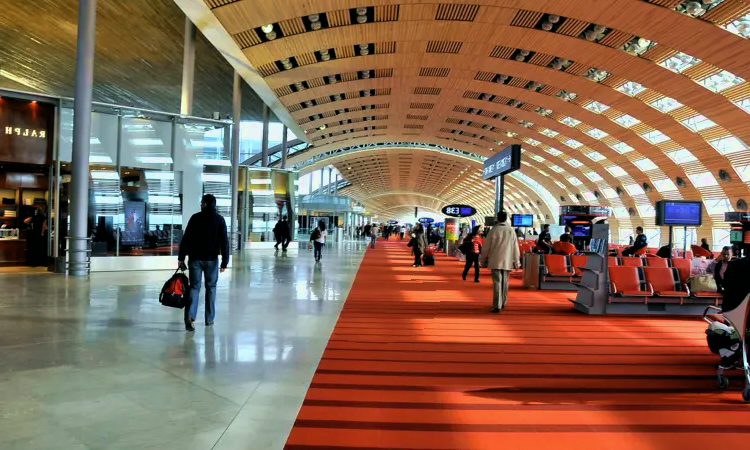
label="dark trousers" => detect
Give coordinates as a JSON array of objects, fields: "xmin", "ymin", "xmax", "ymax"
[
  {"xmin": 186, "ymin": 259, "xmax": 219, "ymax": 324},
  {"xmin": 313, "ymin": 241, "xmax": 323, "ymax": 260},
  {"xmin": 275, "ymin": 235, "xmax": 290, "ymax": 249},
  {"xmin": 462, "ymin": 252, "xmax": 480, "ymax": 281},
  {"xmin": 413, "ymin": 249, "xmax": 423, "ymax": 266}
]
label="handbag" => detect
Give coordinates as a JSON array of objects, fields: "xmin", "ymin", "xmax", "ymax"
[
  {"xmin": 407, "ymin": 238, "xmax": 415, "ymax": 247},
  {"xmin": 689, "ymin": 275, "xmax": 717, "ymax": 293}
]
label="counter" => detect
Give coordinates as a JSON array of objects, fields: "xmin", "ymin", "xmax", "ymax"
[{"xmin": 0, "ymin": 239, "xmax": 26, "ymax": 266}]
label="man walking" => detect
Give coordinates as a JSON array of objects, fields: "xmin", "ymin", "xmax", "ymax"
[
  {"xmin": 370, "ymin": 223, "xmax": 378, "ymax": 249},
  {"xmin": 480, "ymin": 211, "xmax": 520, "ymax": 313},
  {"xmin": 178, "ymin": 194, "xmax": 229, "ymax": 331},
  {"xmin": 273, "ymin": 215, "xmax": 291, "ymax": 251}
]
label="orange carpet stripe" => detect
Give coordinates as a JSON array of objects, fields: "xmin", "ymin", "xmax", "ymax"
[{"xmin": 285, "ymin": 241, "xmax": 743, "ymax": 449}]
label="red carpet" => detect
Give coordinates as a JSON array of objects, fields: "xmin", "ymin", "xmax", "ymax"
[{"xmin": 285, "ymin": 241, "xmax": 750, "ymax": 449}]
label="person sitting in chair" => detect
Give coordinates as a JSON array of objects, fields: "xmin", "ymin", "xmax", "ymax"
[
  {"xmin": 552, "ymin": 233, "xmax": 577, "ymax": 255},
  {"xmin": 622, "ymin": 227, "xmax": 647, "ymax": 256}
]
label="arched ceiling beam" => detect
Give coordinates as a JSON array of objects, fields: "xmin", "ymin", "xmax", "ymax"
[{"xmin": 209, "ymin": 0, "xmax": 749, "ymax": 78}]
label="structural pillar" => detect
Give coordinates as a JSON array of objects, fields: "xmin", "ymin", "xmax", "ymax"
[
  {"xmin": 280, "ymin": 125, "xmax": 288, "ymax": 169},
  {"xmin": 230, "ymin": 71, "xmax": 241, "ymax": 253},
  {"xmin": 69, "ymin": 0, "xmax": 97, "ymax": 277},
  {"xmin": 261, "ymin": 104, "xmax": 269, "ymax": 167},
  {"xmin": 180, "ymin": 18, "xmax": 196, "ymax": 115},
  {"xmin": 334, "ymin": 173, "xmax": 338, "ymax": 196},
  {"xmin": 319, "ymin": 168, "xmax": 324, "ymax": 194},
  {"xmin": 494, "ymin": 175, "xmax": 505, "ymax": 215},
  {"xmin": 328, "ymin": 167, "xmax": 333, "ymax": 194}
]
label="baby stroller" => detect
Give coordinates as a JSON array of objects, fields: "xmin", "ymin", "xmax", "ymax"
[{"xmin": 703, "ymin": 264, "xmax": 750, "ymax": 402}]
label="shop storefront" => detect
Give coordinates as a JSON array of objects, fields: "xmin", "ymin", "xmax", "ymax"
[
  {"xmin": 0, "ymin": 96, "xmax": 54, "ymax": 267},
  {"xmin": 0, "ymin": 88, "xmax": 297, "ymax": 272}
]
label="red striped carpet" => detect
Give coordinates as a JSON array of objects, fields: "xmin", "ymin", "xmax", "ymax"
[{"xmin": 285, "ymin": 241, "xmax": 750, "ymax": 449}]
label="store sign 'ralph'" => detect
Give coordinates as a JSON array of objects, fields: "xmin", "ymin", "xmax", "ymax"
[{"xmin": 4, "ymin": 127, "xmax": 46, "ymax": 139}]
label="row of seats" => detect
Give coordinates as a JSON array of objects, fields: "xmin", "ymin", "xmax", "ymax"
[
  {"xmin": 608, "ymin": 265, "xmax": 721, "ymax": 305},
  {"xmin": 543, "ymin": 254, "xmax": 588, "ymax": 281}
]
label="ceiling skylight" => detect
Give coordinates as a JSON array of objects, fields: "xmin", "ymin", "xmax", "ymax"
[
  {"xmin": 687, "ymin": 172, "xmax": 719, "ymax": 187},
  {"xmin": 564, "ymin": 139, "xmax": 583, "ymax": 149},
  {"xmin": 666, "ymin": 148, "xmax": 697, "ymax": 163},
  {"xmin": 567, "ymin": 176, "xmax": 583, "ymax": 186},
  {"xmin": 586, "ymin": 171, "xmax": 603, "ymax": 181},
  {"xmin": 680, "ymin": 114, "xmax": 717, "ymax": 132},
  {"xmin": 721, "ymin": 13, "xmax": 750, "ymax": 38},
  {"xmin": 659, "ymin": 52, "xmax": 701, "ymax": 73},
  {"xmin": 583, "ymin": 191, "xmax": 597, "ymax": 201},
  {"xmin": 586, "ymin": 151, "xmax": 606, "ymax": 161},
  {"xmin": 554, "ymin": 180, "xmax": 566, "ymax": 188},
  {"xmin": 708, "ymin": 136, "xmax": 748, "ymax": 155},
  {"xmin": 526, "ymin": 138, "xmax": 541, "ymax": 146},
  {"xmin": 649, "ymin": 96, "xmax": 683, "ymax": 113},
  {"xmin": 586, "ymin": 128, "xmax": 608, "ymax": 139},
  {"xmin": 625, "ymin": 184, "xmax": 646, "ymax": 195},
  {"xmin": 617, "ymin": 81, "xmax": 646, "ymax": 96},
  {"xmin": 734, "ymin": 98, "xmax": 750, "ymax": 114},
  {"xmin": 602, "ymin": 189, "xmax": 618, "ymax": 200},
  {"xmin": 540, "ymin": 128, "xmax": 559, "ymax": 137},
  {"xmin": 606, "ymin": 165, "xmax": 628, "ymax": 178},
  {"xmin": 530, "ymin": 154, "xmax": 546, "ymax": 162},
  {"xmin": 609, "ymin": 141, "xmax": 634, "ymax": 154},
  {"xmin": 583, "ymin": 101, "xmax": 610, "ymax": 114},
  {"xmin": 633, "ymin": 158, "xmax": 658, "ymax": 171},
  {"xmin": 560, "ymin": 116, "xmax": 581, "ymax": 127},
  {"xmin": 567, "ymin": 159, "xmax": 582, "ymax": 168},
  {"xmin": 640, "ymin": 130, "xmax": 670, "ymax": 144},
  {"xmin": 551, "ymin": 165, "xmax": 565, "ymax": 173},
  {"xmin": 653, "ymin": 178, "xmax": 678, "ymax": 192},
  {"xmin": 546, "ymin": 147, "xmax": 563, "ymax": 156},
  {"xmin": 697, "ymin": 70, "xmax": 745, "ymax": 93},
  {"xmin": 613, "ymin": 114, "xmax": 640, "ymax": 128}
]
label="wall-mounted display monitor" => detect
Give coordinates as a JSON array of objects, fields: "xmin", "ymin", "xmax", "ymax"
[
  {"xmin": 730, "ymin": 229, "xmax": 743, "ymax": 243},
  {"xmin": 656, "ymin": 200, "xmax": 703, "ymax": 226},
  {"xmin": 571, "ymin": 223, "xmax": 592, "ymax": 238},
  {"xmin": 511, "ymin": 214, "xmax": 533, "ymax": 227}
]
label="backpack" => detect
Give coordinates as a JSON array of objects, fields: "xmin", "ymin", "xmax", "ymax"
[
  {"xmin": 159, "ymin": 270, "xmax": 190, "ymax": 309},
  {"xmin": 310, "ymin": 228, "xmax": 321, "ymax": 241}
]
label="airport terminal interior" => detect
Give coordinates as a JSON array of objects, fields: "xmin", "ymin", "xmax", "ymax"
[{"xmin": 1, "ymin": 0, "xmax": 750, "ymax": 448}]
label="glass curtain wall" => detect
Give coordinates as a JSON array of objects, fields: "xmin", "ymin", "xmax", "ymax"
[{"xmin": 57, "ymin": 105, "xmax": 231, "ymax": 259}]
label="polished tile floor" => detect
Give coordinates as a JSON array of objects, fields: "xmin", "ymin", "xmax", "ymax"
[{"xmin": 0, "ymin": 241, "xmax": 367, "ymax": 450}]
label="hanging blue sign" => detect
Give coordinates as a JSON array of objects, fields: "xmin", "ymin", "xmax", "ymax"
[
  {"xmin": 442, "ymin": 204, "xmax": 477, "ymax": 218},
  {"xmin": 482, "ymin": 144, "xmax": 521, "ymax": 180},
  {"xmin": 418, "ymin": 217, "xmax": 434, "ymax": 223}
]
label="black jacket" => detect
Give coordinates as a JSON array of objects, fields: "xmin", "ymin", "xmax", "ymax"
[
  {"xmin": 273, "ymin": 220, "xmax": 290, "ymax": 238},
  {"xmin": 178, "ymin": 207, "xmax": 229, "ymax": 268}
]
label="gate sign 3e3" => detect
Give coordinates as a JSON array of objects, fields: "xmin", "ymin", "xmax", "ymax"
[
  {"xmin": 441, "ymin": 204, "xmax": 477, "ymax": 218},
  {"xmin": 482, "ymin": 144, "xmax": 522, "ymax": 180}
]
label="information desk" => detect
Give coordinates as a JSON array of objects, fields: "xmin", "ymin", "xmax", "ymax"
[{"xmin": 0, "ymin": 239, "xmax": 26, "ymax": 266}]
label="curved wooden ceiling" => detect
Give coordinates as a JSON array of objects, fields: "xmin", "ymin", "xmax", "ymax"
[{"xmin": 195, "ymin": 0, "xmax": 750, "ymax": 226}]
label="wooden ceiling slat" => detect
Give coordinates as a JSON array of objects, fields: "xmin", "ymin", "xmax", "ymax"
[
  {"xmin": 598, "ymin": 30, "xmax": 633, "ymax": 49},
  {"xmin": 326, "ymin": 9, "xmax": 350, "ymax": 27},
  {"xmin": 233, "ymin": 29, "xmax": 262, "ymax": 49},
  {"xmin": 474, "ymin": 71, "xmax": 495, "ymax": 82},
  {"xmin": 682, "ymin": 62, "xmax": 720, "ymax": 80},
  {"xmin": 335, "ymin": 45, "xmax": 355, "ymax": 59},
  {"xmin": 510, "ymin": 10, "xmax": 543, "ymax": 28},
  {"xmin": 306, "ymin": 77, "xmax": 326, "ymax": 88},
  {"xmin": 374, "ymin": 5, "xmax": 400, "ymax": 22},
  {"xmin": 295, "ymin": 52, "xmax": 318, "ymax": 67},
  {"xmin": 556, "ymin": 18, "xmax": 589, "ymax": 37},
  {"xmin": 374, "ymin": 42, "xmax": 397, "ymax": 54},
  {"xmin": 277, "ymin": 17, "xmax": 305, "ymax": 36},
  {"xmin": 529, "ymin": 53, "xmax": 555, "ymax": 67},
  {"xmin": 640, "ymin": 44, "xmax": 676, "ymax": 63},
  {"xmin": 257, "ymin": 62, "xmax": 280, "ymax": 77},
  {"xmin": 701, "ymin": 0, "xmax": 750, "ymax": 25},
  {"xmin": 489, "ymin": 46, "xmax": 515, "ymax": 59}
]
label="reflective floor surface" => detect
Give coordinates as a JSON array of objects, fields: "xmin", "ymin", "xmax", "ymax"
[{"xmin": 0, "ymin": 241, "xmax": 367, "ymax": 449}]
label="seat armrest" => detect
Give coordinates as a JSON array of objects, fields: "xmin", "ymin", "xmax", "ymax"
[
  {"xmin": 609, "ymin": 281, "xmax": 617, "ymax": 294},
  {"xmin": 681, "ymin": 283, "xmax": 691, "ymax": 296},
  {"xmin": 645, "ymin": 283, "xmax": 654, "ymax": 295}
]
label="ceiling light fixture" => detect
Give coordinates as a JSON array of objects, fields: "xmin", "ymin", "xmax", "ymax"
[
  {"xmin": 356, "ymin": 7, "xmax": 368, "ymax": 23},
  {"xmin": 261, "ymin": 24, "xmax": 274, "ymax": 33}
]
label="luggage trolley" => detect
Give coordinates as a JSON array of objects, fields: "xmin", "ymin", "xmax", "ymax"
[{"xmin": 703, "ymin": 294, "xmax": 750, "ymax": 402}]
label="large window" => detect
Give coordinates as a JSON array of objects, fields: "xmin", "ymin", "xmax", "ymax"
[{"xmin": 712, "ymin": 228, "xmax": 731, "ymax": 251}]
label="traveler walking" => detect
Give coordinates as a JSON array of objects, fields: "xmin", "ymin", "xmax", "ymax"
[
  {"xmin": 178, "ymin": 194, "xmax": 229, "ymax": 331},
  {"xmin": 411, "ymin": 223, "xmax": 427, "ymax": 267},
  {"xmin": 370, "ymin": 223, "xmax": 378, "ymax": 248},
  {"xmin": 400, "ymin": 225, "xmax": 406, "ymax": 240},
  {"xmin": 273, "ymin": 215, "xmax": 291, "ymax": 250},
  {"xmin": 480, "ymin": 211, "xmax": 520, "ymax": 313},
  {"xmin": 363, "ymin": 223, "xmax": 371, "ymax": 241},
  {"xmin": 311, "ymin": 220, "xmax": 327, "ymax": 262},
  {"xmin": 461, "ymin": 226, "xmax": 483, "ymax": 282}
]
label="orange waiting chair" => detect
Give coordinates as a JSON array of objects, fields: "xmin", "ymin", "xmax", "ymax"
[
  {"xmin": 691, "ymin": 244, "xmax": 713, "ymax": 259},
  {"xmin": 552, "ymin": 241, "xmax": 577, "ymax": 255},
  {"xmin": 621, "ymin": 257, "xmax": 644, "ymax": 267},
  {"xmin": 608, "ymin": 266, "xmax": 652, "ymax": 302},
  {"xmin": 543, "ymin": 255, "xmax": 575, "ymax": 281},
  {"xmin": 645, "ymin": 257, "xmax": 669, "ymax": 268},
  {"xmin": 642, "ymin": 267, "xmax": 689, "ymax": 304},
  {"xmin": 570, "ymin": 255, "xmax": 588, "ymax": 277},
  {"xmin": 608, "ymin": 256, "xmax": 620, "ymax": 266},
  {"xmin": 670, "ymin": 258, "xmax": 691, "ymax": 284},
  {"xmin": 633, "ymin": 246, "xmax": 648, "ymax": 256}
]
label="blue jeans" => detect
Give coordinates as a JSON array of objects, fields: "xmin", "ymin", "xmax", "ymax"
[
  {"xmin": 313, "ymin": 241, "xmax": 323, "ymax": 260},
  {"xmin": 186, "ymin": 259, "xmax": 219, "ymax": 324},
  {"xmin": 370, "ymin": 235, "xmax": 377, "ymax": 248}
]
